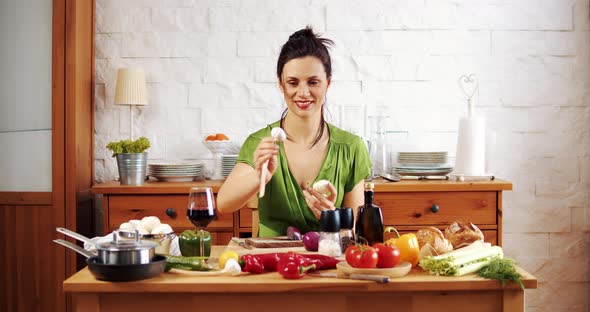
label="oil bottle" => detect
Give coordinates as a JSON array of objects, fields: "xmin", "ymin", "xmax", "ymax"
[{"xmin": 354, "ymin": 182, "xmax": 384, "ymax": 245}]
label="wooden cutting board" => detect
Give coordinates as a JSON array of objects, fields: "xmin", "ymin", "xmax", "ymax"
[{"xmin": 244, "ymin": 236, "xmax": 304, "ymax": 248}]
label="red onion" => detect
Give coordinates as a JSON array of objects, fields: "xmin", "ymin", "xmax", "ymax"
[
  {"xmin": 302, "ymin": 231, "xmax": 320, "ymax": 251},
  {"xmin": 286, "ymin": 226, "xmax": 302, "ymax": 240}
]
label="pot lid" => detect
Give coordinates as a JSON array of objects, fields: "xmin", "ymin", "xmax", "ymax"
[{"xmin": 95, "ymin": 230, "xmax": 158, "ymax": 251}]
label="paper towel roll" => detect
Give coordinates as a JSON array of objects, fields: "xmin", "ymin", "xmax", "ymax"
[{"xmin": 454, "ymin": 116, "xmax": 486, "ymax": 175}]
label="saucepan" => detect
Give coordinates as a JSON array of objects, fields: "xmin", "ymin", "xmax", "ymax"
[
  {"xmin": 53, "ymin": 239, "xmax": 166, "ymax": 282},
  {"xmin": 56, "ymin": 227, "xmax": 157, "ymax": 265}
]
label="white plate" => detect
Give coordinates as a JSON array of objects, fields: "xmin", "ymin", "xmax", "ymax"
[
  {"xmin": 336, "ymin": 261, "xmax": 412, "ymax": 278},
  {"xmin": 153, "ymin": 176, "xmax": 197, "ymax": 182}
]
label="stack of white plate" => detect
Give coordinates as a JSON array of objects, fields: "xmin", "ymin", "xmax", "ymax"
[
  {"xmin": 148, "ymin": 163, "xmax": 204, "ymax": 182},
  {"xmin": 221, "ymin": 155, "xmax": 238, "ymax": 178},
  {"xmin": 394, "ymin": 152, "xmax": 452, "ymax": 177}
]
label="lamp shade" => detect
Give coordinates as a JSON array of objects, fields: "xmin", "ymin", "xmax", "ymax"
[{"xmin": 114, "ymin": 68, "xmax": 148, "ymax": 106}]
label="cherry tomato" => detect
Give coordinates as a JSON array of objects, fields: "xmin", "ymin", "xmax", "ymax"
[
  {"xmin": 372, "ymin": 243, "xmax": 401, "ymax": 268},
  {"xmin": 345, "ymin": 245, "xmax": 378, "ymax": 268}
]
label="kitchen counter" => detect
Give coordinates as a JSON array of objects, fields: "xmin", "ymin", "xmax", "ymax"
[
  {"xmin": 92, "ymin": 178, "xmax": 512, "ymax": 194},
  {"xmin": 63, "ymin": 246, "xmax": 536, "ymax": 312}
]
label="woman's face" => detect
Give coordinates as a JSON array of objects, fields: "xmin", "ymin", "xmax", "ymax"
[{"xmin": 279, "ymin": 56, "xmax": 330, "ymax": 119}]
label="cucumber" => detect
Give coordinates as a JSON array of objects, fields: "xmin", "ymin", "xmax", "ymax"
[{"xmin": 165, "ymin": 255, "xmax": 213, "ymax": 272}]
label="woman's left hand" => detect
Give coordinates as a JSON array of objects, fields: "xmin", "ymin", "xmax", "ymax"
[{"xmin": 302, "ymin": 182, "xmax": 337, "ymax": 219}]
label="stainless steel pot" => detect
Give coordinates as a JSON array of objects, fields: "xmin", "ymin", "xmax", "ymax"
[
  {"xmin": 53, "ymin": 239, "xmax": 166, "ymax": 282},
  {"xmin": 56, "ymin": 227, "xmax": 157, "ymax": 265}
]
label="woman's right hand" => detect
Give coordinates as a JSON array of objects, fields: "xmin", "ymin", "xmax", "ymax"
[{"xmin": 254, "ymin": 137, "xmax": 279, "ymax": 184}]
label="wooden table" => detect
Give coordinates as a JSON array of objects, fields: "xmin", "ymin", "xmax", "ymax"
[{"xmin": 63, "ymin": 246, "xmax": 536, "ymax": 312}]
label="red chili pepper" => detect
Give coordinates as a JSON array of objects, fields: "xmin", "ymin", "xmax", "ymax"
[
  {"xmin": 300, "ymin": 253, "xmax": 341, "ymax": 270},
  {"xmin": 239, "ymin": 254, "xmax": 265, "ymax": 274},
  {"xmin": 239, "ymin": 252, "xmax": 340, "ymax": 274},
  {"xmin": 277, "ymin": 260, "xmax": 316, "ymax": 279}
]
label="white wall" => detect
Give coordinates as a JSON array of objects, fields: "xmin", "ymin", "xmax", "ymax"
[
  {"xmin": 0, "ymin": 0, "xmax": 53, "ymax": 191},
  {"xmin": 94, "ymin": 1, "xmax": 590, "ymax": 310}
]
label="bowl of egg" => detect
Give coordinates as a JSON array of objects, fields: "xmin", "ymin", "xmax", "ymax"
[{"xmin": 118, "ymin": 216, "xmax": 175, "ymax": 255}]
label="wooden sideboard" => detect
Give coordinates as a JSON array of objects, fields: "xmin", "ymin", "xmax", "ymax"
[{"xmin": 92, "ymin": 179, "xmax": 512, "ymax": 246}]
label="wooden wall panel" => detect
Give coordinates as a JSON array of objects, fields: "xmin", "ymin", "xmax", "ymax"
[
  {"xmin": 1, "ymin": 204, "xmax": 55, "ymax": 312},
  {"xmin": 0, "ymin": 205, "xmax": 17, "ymax": 311}
]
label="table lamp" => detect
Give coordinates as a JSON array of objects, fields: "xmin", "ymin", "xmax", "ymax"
[{"xmin": 114, "ymin": 68, "xmax": 148, "ymax": 140}]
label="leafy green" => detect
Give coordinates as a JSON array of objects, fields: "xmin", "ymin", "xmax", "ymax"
[
  {"xmin": 106, "ymin": 136, "xmax": 151, "ymax": 157},
  {"xmin": 477, "ymin": 257, "xmax": 524, "ymax": 289}
]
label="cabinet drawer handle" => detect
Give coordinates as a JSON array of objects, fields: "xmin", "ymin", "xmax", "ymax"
[
  {"xmin": 430, "ymin": 204, "xmax": 440, "ymax": 213},
  {"xmin": 165, "ymin": 208, "xmax": 177, "ymax": 217}
]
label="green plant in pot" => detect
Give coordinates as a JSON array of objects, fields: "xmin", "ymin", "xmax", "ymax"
[{"xmin": 106, "ymin": 137, "xmax": 151, "ymax": 185}]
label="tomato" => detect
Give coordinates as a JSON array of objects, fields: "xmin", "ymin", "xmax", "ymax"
[
  {"xmin": 218, "ymin": 250, "xmax": 240, "ymax": 269},
  {"xmin": 372, "ymin": 243, "xmax": 401, "ymax": 268},
  {"xmin": 345, "ymin": 245, "xmax": 378, "ymax": 268}
]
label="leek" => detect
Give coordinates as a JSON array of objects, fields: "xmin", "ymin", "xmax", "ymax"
[{"xmin": 419, "ymin": 244, "xmax": 503, "ymax": 276}]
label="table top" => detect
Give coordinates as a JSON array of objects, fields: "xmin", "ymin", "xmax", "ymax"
[{"xmin": 63, "ymin": 246, "xmax": 536, "ymax": 294}]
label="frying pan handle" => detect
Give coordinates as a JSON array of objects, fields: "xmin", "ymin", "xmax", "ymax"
[
  {"xmin": 56, "ymin": 227, "xmax": 95, "ymax": 246},
  {"xmin": 53, "ymin": 239, "xmax": 96, "ymax": 259}
]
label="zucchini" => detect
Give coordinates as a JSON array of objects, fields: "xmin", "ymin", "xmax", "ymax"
[{"xmin": 165, "ymin": 255, "xmax": 213, "ymax": 272}]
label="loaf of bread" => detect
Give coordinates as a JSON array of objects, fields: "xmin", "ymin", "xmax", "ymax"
[
  {"xmin": 416, "ymin": 227, "xmax": 453, "ymax": 254},
  {"xmin": 444, "ymin": 221, "xmax": 484, "ymax": 248}
]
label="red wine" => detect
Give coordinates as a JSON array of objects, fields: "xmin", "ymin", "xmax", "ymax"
[{"xmin": 187, "ymin": 209, "xmax": 217, "ymax": 228}]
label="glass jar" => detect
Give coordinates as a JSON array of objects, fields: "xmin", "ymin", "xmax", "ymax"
[
  {"xmin": 318, "ymin": 210, "xmax": 341, "ymax": 257},
  {"xmin": 337, "ymin": 207, "xmax": 355, "ymax": 252},
  {"xmin": 368, "ymin": 116, "xmax": 389, "ymax": 176}
]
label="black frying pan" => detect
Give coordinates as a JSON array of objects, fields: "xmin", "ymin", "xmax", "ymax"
[{"xmin": 54, "ymin": 239, "xmax": 166, "ymax": 282}]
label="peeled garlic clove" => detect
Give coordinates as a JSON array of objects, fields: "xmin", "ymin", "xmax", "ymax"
[
  {"xmin": 312, "ymin": 179, "xmax": 331, "ymax": 195},
  {"xmin": 271, "ymin": 127, "xmax": 286, "ymax": 141}
]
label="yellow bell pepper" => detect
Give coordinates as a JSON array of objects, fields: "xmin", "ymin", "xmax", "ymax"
[{"xmin": 384, "ymin": 227, "xmax": 420, "ymax": 267}]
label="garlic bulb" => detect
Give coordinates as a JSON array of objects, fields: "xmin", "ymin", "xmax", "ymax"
[
  {"xmin": 140, "ymin": 216, "xmax": 161, "ymax": 232},
  {"xmin": 151, "ymin": 223, "xmax": 173, "ymax": 234},
  {"xmin": 271, "ymin": 127, "xmax": 287, "ymax": 141},
  {"xmin": 312, "ymin": 179, "xmax": 331, "ymax": 195}
]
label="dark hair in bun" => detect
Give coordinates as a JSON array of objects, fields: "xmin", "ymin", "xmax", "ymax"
[
  {"xmin": 277, "ymin": 26, "xmax": 334, "ymax": 80},
  {"xmin": 277, "ymin": 26, "xmax": 334, "ymax": 148}
]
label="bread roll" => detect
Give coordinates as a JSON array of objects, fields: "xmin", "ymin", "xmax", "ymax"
[
  {"xmin": 445, "ymin": 221, "xmax": 484, "ymax": 248},
  {"xmin": 416, "ymin": 227, "xmax": 453, "ymax": 254}
]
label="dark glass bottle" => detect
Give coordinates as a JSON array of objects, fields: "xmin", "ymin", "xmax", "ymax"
[{"xmin": 355, "ymin": 182, "xmax": 384, "ymax": 245}]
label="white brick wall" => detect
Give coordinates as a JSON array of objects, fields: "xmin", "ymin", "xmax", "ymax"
[{"xmin": 95, "ymin": 1, "xmax": 590, "ymax": 310}]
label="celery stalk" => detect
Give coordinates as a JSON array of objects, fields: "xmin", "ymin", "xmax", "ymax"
[{"xmin": 432, "ymin": 240, "xmax": 490, "ymax": 260}]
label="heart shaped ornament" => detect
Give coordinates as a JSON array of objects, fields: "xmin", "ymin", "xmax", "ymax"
[{"xmin": 458, "ymin": 74, "xmax": 479, "ymax": 116}]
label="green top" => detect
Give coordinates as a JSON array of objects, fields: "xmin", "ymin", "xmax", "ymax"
[{"xmin": 237, "ymin": 121, "xmax": 371, "ymax": 237}]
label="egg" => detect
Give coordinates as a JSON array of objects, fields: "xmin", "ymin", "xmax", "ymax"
[
  {"xmin": 312, "ymin": 179, "xmax": 331, "ymax": 195},
  {"xmin": 151, "ymin": 223, "xmax": 173, "ymax": 235},
  {"xmin": 140, "ymin": 216, "xmax": 161, "ymax": 232}
]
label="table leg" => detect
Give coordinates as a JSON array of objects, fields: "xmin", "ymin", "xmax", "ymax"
[
  {"xmin": 503, "ymin": 289, "xmax": 524, "ymax": 312},
  {"xmin": 73, "ymin": 293, "xmax": 99, "ymax": 312}
]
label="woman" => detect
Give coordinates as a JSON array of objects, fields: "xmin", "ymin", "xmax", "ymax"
[{"xmin": 217, "ymin": 26, "xmax": 371, "ymax": 237}]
